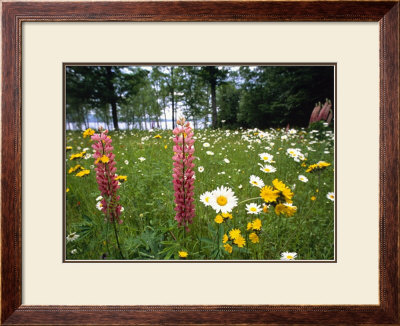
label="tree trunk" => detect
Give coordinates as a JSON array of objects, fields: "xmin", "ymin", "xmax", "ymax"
[
  {"xmin": 111, "ymin": 102, "xmax": 119, "ymax": 131},
  {"xmin": 171, "ymin": 67, "xmax": 175, "ymax": 129},
  {"xmin": 105, "ymin": 66, "xmax": 119, "ymax": 131},
  {"xmin": 163, "ymin": 107, "xmax": 167, "ymax": 129},
  {"xmin": 211, "ymin": 79, "xmax": 217, "ymax": 128}
]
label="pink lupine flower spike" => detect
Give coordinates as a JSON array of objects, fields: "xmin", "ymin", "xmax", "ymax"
[
  {"xmin": 172, "ymin": 117, "xmax": 196, "ymax": 231},
  {"xmin": 91, "ymin": 129, "xmax": 125, "ymax": 259}
]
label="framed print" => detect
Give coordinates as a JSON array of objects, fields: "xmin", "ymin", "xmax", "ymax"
[{"xmin": 2, "ymin": 1, "xmax": 399, "ymax": 325}]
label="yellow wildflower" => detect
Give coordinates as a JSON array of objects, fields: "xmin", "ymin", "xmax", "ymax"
[
  {"xmin": 260, "ymin": 186, "xmax": 279, "ymax": 203},
  {"xmin": 75, "ymin": 169, "xmax": 90, "ymax": 177},
  {"xmin": 115, "ymin": 175, "xmax": 128, "ymax": 183},
  {"xmin": 154, "ymin": 134, "xmax": 162, "ymax": 139},
  {"xmin": 66, "ymin": 188, "xmax": 70, "ymax": 193},
  {"xmin": 164, "ymin": 145, "xmax": 168, "ymax": 149},
  {"xmin": 275, "ymin": 203, "xmax": 297, "ymax": 217},
  {"xmin": 247, "ymin": 222, "xmax": 253, "ymax": 231},
  {"xmin": 69, "ymin": 151, "xmax": 86, "ymax": 160},
  {"xmin": 68, "ymin": 164, "xmax": 82, "ymax": 174},
  {"xmin": 272, "ymin": 179, "xmax": 293, "ymax": 203},
  {"xmin": 100, "ymin": 155, "xmax": 109, "ymax": 163},
  {"xmin": 222, "ymin": 234, "xmax": 229, "ymax": 243},
  {"xmin": 229, "ymin": 228, "xmax": 241, "ymax": 240},
  {"xmin": 249, "ymin": 232, "xmax": 259, "ymax": 243},
  {"xmin": 82, "ymin": 128, "xmax": 95, "ymax": 138},
  {"xmin": 251, "ymin": 218, "xmax": 262, "ymax": 231},
  {"xmin": 214, "ymin": 214, "xmax": 224, "ymax": 224},
  {"xmin": 224, "ymin": 243, "xmax": 233, "ymax": 254},
  {"xmin": 66, "ymin": 146, "xmax": 72, "ymax": 151},
  {"xmin": 306, "ymin": 161, "xmax": 331, "ymax": 173},
  {"xmin": 234, "ymin": 235, "xmax": 246, "ymax": 248},
  {"xmin": 222, "ymin": 212, "xmax": 233, "ymax": 220},
  {"xmin": 311, "ymin": 196, "xmax": 316, "ymax": 201},
  {"xmin": 178, "ymin": 251, "xmax": 188, "ymax": 258}
]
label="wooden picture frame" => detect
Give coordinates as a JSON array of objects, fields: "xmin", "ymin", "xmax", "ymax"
[{"xmin": 2, "ymin": 1, "xmax": 399, "ymax": 324}]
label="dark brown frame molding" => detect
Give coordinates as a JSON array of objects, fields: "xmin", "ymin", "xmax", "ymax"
[{"xmin": 2, "ymin": 1, "xmax": 399, "ymax": 325}]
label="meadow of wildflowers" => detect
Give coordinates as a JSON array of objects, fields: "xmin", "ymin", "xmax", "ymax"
[{"xmin": 65, "ymin": 123, "xmax": 334, "ymax": 260}]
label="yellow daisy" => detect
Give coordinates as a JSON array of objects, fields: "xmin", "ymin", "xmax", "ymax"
[
  {"xmin": 178, "ymin": 251, "xmax": 188, "ymax": 258},
  {"xmin": 222, "ymin": 234, "xmax": 229, "ymax": 243}
]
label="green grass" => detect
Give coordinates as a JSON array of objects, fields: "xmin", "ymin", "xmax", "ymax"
[{"xmin": 65, "ymin": 126, "xmax": 334, "ymax": 260}]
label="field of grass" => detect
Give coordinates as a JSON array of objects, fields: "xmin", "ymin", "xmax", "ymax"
[{"xmin": 65, "ymin": 124, "xmax": 334, "ymax": 260}]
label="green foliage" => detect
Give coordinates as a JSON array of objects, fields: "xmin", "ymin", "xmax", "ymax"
[
  {"xmin": 237, "ymin": 66, "xmax": 334, "ymax": 128},
  {"xmin": 66, "ymin": 65, "xmax": 334, "ymax": 131}
]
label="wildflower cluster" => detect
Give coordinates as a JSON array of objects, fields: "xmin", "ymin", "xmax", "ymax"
[
  {"xmin": 214, "ymin": 212, "xmax": 233, "ymax": 224},
  {"xmin": 260, "ymin": 179, "xmax": 297, "ymax": 217},
  {"xmin": 247, "ymin": 218, "xmax": 262, "ymax": 243},
  {"xmin": 257, "ymin": 152, "xmax": 276, "ymax": 173},
  {"xmin": 82, "ymin": 128, "xmax": 95, "ymax": 138},
  {"xmin": 286, "ymin": 148, "xmax": 306, "ymax": 162},
  {"xmin": 223, "ymin": 228, "xmax": 246, "ymax": 253}
]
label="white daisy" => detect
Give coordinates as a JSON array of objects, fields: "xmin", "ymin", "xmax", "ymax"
[
  {"xmin": 249, "ymin": 175, "xmax": 265, "ymax": 188},
  {"xmin": 224, "ymin": 158, "xmax": 230, "ymax": 163},
  {"xmin": 238, "ymin": 184, "xmax": 243, "ymax": 189},
  {"xmin": 84, "ymin": 153, "xmax": 92, "ymax": 160},
  {"xmin": 70, "ymin": 249, "xmax": 78, "ymax": 255},
  {"xmin": 66, "ymin": 232, "xmax": 79, "ymax": 243},
  {"xmin": 96, "ymin": 201, "xmax": 103, "ymax": 211},
  {"xmin": 200, "ymin": 191, "xmax": 213, "ymax": 207},
  {"xmin": 327, "ymin": 192, "xmax": 335, "ymax": 201},
  {"xmin": 138, "ymin": 157, "xmax": 146, "ymax": 162},
  {"xmin": 124, "ymin": 160, "xmax": 129, "ymax": 165},
  {"xmin": 298, "ymin": 175, "xmax": 308, "ymax": 183},
  {"xmin": 206, "ymin": 151, "xmax": 214, "ymax": 156},
  {"xmin": 258, "ymin": 152, "xmax": 273, "ymax": 162},
  {"xmin": 258, "ymin": 163, "xmax": 277, "ymax": 173},
  {"xmin": 280, "ymin": 252, "xmax": 297, "ymax": 261},
  {"xmin": 245, "ymin": 203, "xmax": 262, "ymax": 214},
  {"xmin": 209, "ymin": 186, "xmax": 238, "ymax": 213},
  {"xmin": 203, "ymin": 142, "xmax": 210, "ymax": 147},
  {"xmin": 198, "ymin": 166, "xmax": 204, "ymax": 173}
]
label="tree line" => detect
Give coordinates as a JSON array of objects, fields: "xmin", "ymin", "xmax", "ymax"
[{"xmin": 66, "ymin": 65, "xmax": 334, "ymax": 130}]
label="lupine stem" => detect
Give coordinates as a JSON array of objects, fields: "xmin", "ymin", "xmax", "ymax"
[{"xmin": 112, "ymin": 218, "xmax": 124, "ymax": 259}]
